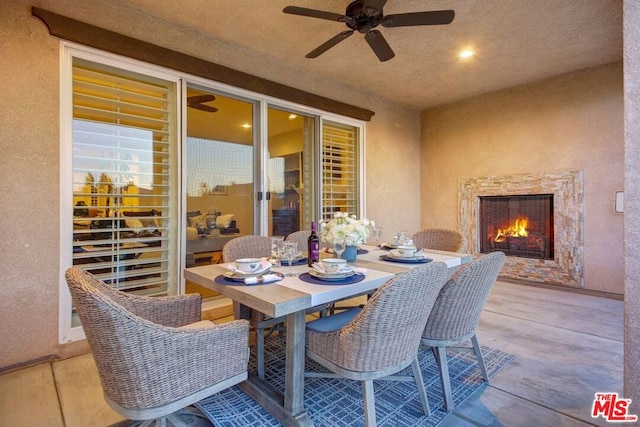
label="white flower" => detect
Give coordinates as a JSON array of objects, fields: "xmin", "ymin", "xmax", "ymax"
[{"xmin": 319, "ymin": 212, "xmax": 373, "ymax": 247}]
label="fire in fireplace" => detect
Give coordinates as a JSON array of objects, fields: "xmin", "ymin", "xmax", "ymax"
[{"xmin": 479, "ymin": 194, "xmax": 554, "ymax": 260}]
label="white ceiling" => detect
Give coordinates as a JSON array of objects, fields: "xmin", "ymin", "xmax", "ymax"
[{"xmin": 118, "ymin": 0, "xmax": 622, "ymax": 110}]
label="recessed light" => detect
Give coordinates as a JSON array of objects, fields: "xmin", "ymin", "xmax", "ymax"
[
  {"xmin": 459, "ymin": 49, "xmax": 474, "ymax": 59},
  {"xmin": 241, "ymin": 123, "xmax": 251, "ymax": 129},
  {"xmin": 288, "ymin": 114, "xmax": 297, "ymax": 120}
]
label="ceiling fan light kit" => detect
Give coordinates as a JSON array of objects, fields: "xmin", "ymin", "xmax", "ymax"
[{"xmin": 284, "ymin": 0, "xmax": 454, "ymax": 62}]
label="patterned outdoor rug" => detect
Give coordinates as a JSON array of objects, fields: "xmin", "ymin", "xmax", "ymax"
[{"xmin": 196, "ymin": 336, "xmax": 515, "ymax": 426}]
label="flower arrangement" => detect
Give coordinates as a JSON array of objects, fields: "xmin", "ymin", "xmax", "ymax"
[{"xmin": 319, "ymin": 212, "xmax": 374, "ymax": 247}]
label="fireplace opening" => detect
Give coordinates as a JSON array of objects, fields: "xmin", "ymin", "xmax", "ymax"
[{"xmin": 479, "ymin": 194, "xmax": 554, "ymax": 260}]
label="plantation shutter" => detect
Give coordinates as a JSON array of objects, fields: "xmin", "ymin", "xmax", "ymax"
[
  {"xmin": 71, "ymin": 58, "xmax": 177, "ymax": 296},
  {"xmin": 321, "ymin": 121, "xmax": 359, "ymax": 220}
]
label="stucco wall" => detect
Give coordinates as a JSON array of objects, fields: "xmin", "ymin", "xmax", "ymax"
[
  {"xmin": 0, "ymin": 1, "xmax": 421, "ymax": 370},
  {"xmin": 623, "ymin": 0, "xmax": 640, "ymax": 410},
  {"xmin": 420, "ymin": 62, "xmax": 624, "ymax": 294}
]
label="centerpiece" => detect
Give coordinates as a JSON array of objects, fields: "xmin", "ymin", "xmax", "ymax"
[{"xmin": 319, "ymin": 212, "xmax": 374, "ymax": 261}]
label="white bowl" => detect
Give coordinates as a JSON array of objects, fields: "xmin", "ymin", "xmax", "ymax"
[
  {"xmin": 235, "ymin": 258, "xmax": 263, "ymax": 273},
  {"xmin": 321, "ymin": 258, "xmax": 348, "ymax": 273},
  {"xmin": 391, "ymin": 245, "xmax": 417, "ymax": 258}
]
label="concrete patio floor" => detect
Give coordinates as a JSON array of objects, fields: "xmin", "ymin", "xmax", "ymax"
[{"xmin": 0, "ymin": 280, "xmax": 624, "ymax": 426}]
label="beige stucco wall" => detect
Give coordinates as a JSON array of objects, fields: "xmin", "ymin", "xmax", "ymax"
[
  {"xmin": 0, "ymin": 1, "xmax": 421, "ymax": 370},
  {"xmin": 623, "ymin": 0, "xmax": 640, "ymax": 410},
  {"xmin": 420, "ymin": 62, "xmax": 624, "ymax": 294}
]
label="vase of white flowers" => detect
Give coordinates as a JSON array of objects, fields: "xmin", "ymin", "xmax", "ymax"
[{"xmin": 319, "ymin": 212, "xmax": 374, "ymax": 261}]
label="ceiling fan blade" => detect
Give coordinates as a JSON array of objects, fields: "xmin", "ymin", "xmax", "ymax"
[
  {"xmin": 283, "ymin": 6, "xmax": 345, "ymax": 22},
  {"xmin": 364, "ymin": 30, "xmax": 395, "ymax": 62},
  {"xmin": 382, "ymin": 10, "xmax": 455, "ymax": 27},
  {"xmin": 187, "ymin": 94, "xmax": 215, "ymax": 104},
  {"xmin": 306, "ymin": 30, "xmax": 354, "ymax": 58},
  {"xmin": 189, "ymin": 103, "xmax": 218, "ymax": 113},
  {"xmin": 361, "ymin": 0, "xmax": 388, "ymax": 15}
]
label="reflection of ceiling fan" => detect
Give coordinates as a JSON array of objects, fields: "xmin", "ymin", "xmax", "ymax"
[
  {"xmin": 187, "ymin": 94, "xmax": 218, "ymax": 113},
  {"xmin": 283, "ymin": 0, "xmax": 454, "ymax": 62}
]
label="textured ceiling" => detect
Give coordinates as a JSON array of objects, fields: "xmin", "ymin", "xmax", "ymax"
[{"xmin": 117, "ymin": 0, "xmax": 622, "ymax": 110}]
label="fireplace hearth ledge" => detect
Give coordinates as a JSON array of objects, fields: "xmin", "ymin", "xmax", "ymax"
[{"xmin": 458, "ymin": 170, "xmax": 584, "ymax": 288}]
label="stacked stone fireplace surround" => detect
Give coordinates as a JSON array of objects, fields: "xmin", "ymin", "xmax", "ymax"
[{"xmin": 458, "ymin": 170, "xmax": 584, "ymax": 288}]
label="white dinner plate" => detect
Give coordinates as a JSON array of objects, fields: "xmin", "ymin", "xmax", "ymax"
[{"xmin": 309, "ymin": 269, "xmax": 355, "ymax": 281}]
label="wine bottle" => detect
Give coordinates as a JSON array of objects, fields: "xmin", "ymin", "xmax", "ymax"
[{"xmin": 308, "ymin": 221, "xmax": 320, "ymax": 267}]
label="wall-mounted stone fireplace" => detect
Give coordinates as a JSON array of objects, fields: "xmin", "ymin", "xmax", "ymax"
[{"xmin": 458, "ymin": 170, "xmax": 584, "ymax": 288}]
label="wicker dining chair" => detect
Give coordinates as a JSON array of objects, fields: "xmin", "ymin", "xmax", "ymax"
[
  {"xmin": 420, "ymin": 251, "xmax": 505, "ymax": 412},
  {"xmin": 305, "ymin": 261, "xmax": 450, "ymax": 427},
  {"xmin": 222, "ymin": 235, "xmax": 286, "ymax": 380},
  {"xmin": 411, "ymin": 228, "xmax": 463, "ymax": 252},
  {"xmin": 285, "ymin": 229, "xmax": 311, "ymax": 249},
  {"xmin": 65, "ymin": 267, "xmax": 249, "ymax": 427}
]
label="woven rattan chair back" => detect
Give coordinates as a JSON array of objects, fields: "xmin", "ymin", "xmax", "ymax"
[
  {"xmin": 222, "ymin": 235, "xmax": 272, "ymax": 262},
  {"xmin": 285, "ymin": 229, "xmax": 311, "ymax": 250},
  {"xmin": 411, "ymin": 228, "xmax": 463, "ymax": 252},
  {"xmin": 423, "ymin": 252, "xmax": 505, "ymax": 341},
  {"xmin": 307, "ymin": 261, "xmax": 449, "ymax": 373},
  {"xmin": 65, "ymin": 267, "xmax": 249, "ymax": 423}
]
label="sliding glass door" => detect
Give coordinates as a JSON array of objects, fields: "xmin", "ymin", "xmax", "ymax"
[
  {"xmin": 185, "ymin": 85, "xmax": 257, "ymax": 266},
  {"xmin": 267, "ymin": 107, "xmax": 317, "ymax": 237},
  {"xmin": 62, "ymin": 44, "xmax": 364, "ymax": 341}
]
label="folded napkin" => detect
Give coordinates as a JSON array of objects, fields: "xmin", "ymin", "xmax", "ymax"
[
  {"xmin": 244, "ymin": 274, "xmax": 281, "ymax": 285},
  {"xmin": 226, "ymin": 260, "xmax": 272, "ymax": 274}
]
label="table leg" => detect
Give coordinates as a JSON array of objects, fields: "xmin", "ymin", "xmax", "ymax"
[
  {"xmin": 285, "ymin": 310, "xmax": 308, "ymax": 418},
  {"xmin": 236, "ymin": 309, "xmax": 313, "ymax": 426}
]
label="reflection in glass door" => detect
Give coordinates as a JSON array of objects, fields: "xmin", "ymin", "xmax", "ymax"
[
  {"xmin": 267, "ymin": 107, "xmax": 317, "ymax": 238},
  {"xmin": 185, "ymin": 86, "xmax": 256, "ymax": 268}
]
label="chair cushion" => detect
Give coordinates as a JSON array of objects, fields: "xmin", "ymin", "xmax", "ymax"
[
  {"xmin": 306, "ymin": 307, "xmax": 360, "ymax": 332},
  {"xmin": 178, "ymin": 320, "xmax": 216, "ymax": 329}
]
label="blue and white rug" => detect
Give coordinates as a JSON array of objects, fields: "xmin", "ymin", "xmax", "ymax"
[{"xmin": 196, "ymin": 336, "xmax": 515, "ymax": 426}]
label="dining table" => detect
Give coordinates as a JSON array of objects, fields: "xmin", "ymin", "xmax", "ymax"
[{"xmin": 183, "ymin": 244, "xmax": 472, "ymax": 427}]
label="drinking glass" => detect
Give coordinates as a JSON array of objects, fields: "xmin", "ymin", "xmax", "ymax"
[
  {"xmin": 271, "ymin": 236, "xmax": 284, "ymax": 267},
  {"xmin": 332, "ymin": 238, "xmax": 346, "ymax": 260},
  {"xmin": 373, "ymin": 227, "xmax": 383, "ymax": 249},
  {"xmin": 395, "ymin": 230, "xmax": 408, "ymax": 246},
  {"xmin": 283, "ymin": 241, "xmax": 298, "ymax": 277}
]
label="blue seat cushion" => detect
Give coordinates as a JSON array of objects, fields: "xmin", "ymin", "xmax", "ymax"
[{"xmin": 306, "ymin": 307, "xmax": 361, "ymax": 332}]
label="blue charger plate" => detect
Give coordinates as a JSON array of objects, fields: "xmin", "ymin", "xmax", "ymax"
[
  {"xmin": 298, "ymin": 272, "xmax": 365, "ymax": 285},
  {"xmin": 379, "ymin": 254, "xmax": 432, "ymax": 264}
]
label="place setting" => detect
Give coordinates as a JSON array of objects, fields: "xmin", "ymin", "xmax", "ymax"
[
  {"xmin": 379, "ymin": 229, "xmax": 413, "ymax": 250},
  {"xmin": 215, "ymin": 257, "xmax": 285, "ymax": 285},
  {"xmin": 298, "ymin": 258, "xmax": 367, "ymax": 285},
  {"xmin": 379, "ymin": 244, "xmax": 432, "ymax": 264}
]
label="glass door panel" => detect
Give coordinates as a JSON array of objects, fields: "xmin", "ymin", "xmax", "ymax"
[
  {"xmin": 267, "ymin": 107, "xmax": 317, "ymax": 237},
  {"xmin": 185, "ymin": 86, "xmax": 256, "ymax": 268}
]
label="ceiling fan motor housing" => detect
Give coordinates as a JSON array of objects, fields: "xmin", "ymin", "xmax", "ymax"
[{"xmin": 345, "ymin": 0, "xmax": 384, "ymax": 33}]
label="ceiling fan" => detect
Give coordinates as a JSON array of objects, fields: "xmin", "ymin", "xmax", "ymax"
[
  {"xmin": 283, "ymin": 0, "xmax": 454, "ymax": 62},
  {"xmin": 187, "ymin": 94, "xmax": 218, "ymax": 113}
]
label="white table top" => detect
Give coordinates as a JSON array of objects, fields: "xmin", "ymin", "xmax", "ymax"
[
  {"xmin": 184, "ymin": 262, "xmax": 394, "ymax": 318},
  {"xmin": 184, "ymin": 246, "xmax": 472, "ymax": 318}
]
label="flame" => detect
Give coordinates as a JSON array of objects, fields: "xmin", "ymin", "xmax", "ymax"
[{"xmin": 494, "ymin": 217, "xmax": 528, "ymax": 242}]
